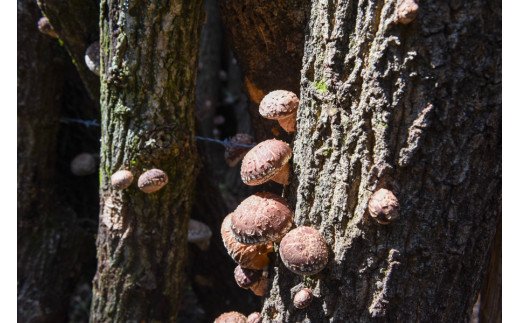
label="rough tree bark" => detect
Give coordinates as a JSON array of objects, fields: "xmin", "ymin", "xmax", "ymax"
[
  {"xmin": 37, "ymin": 0, "xmax": 101, "ymax": 99},
  {"xmin": 260, "ymin": 0, "xmax": 501, "ymax": 322},
  {"xmin": 90, "ymin": 0, "xmax": 204, "ymax": 321},
  {"xmin": 18, "ymin": 0, "xmax": 96, "ymax": 321}
]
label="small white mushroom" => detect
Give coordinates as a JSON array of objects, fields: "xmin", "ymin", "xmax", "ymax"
[
  {"xmin": 188, "ymin": 219, "xmax": 212, "ymax": 250},
  {"xmin": 70, "ymin": 153, "xmax": 96, "ymax": 176}
]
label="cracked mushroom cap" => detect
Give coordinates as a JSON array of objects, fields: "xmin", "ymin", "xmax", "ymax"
[
  {"xmin": 225, "ymin": 134, "xmax": 256, "ymax": 167},
  {"xmin": 214, "ymin": 311, "xmax": 247, "ymax": 323},
  {"xmin": 234, "ymin": 265, "xmax": 262, "ymax": 289},
  {"xmin": 137, "ymin": 169, "xmax": 168, "ymax": 193},
  {"xmin": 246, "ymin": 312, "xmax": 261, "ymax": 323},
  {"xmin": 221, "ymin": 214, "xmax": 273, "ymax": 270},
  {"xmin": 259, "ymin": 90, "xmax": 299, "ymax": 133},
  {"xmin": 293, "ymin": 288, "xmax": 313, "ymax": 309},
  {"xmin": 240, "ymin": 139, "xmax": 292, "ymax": 186},
  {"xmin": 279, "ymin": 226, "xmax": 329, "ymax": 276},
  {"xmin": 70, "ymin": 153, "xmax": 96, "ymax": 176},
  {"xmin": 368, "ymin": 188, "xmax": 400, "ymax": 224},
  {"xmin": 85, "ymin": 41, "xmax": 100, "ymax": 76},
  {"xmin": 231, "ymin": 192, "xmax": 293, "ymax": 245},
  {"xmin": 111, "ymin": 170, "xmax": 134, "ymax": 190},
  {"xmin": 188, "ymin": 219, "xmax": 213, "ymax": 250}
]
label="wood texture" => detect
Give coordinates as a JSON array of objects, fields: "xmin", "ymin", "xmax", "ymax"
[
  {"xmin": 90, "ymin": 0, "xmax": 204, "ymax": 321},
  {"xmin": 262, "ymin": 0, "xmax": 501, "ymax": 321}
]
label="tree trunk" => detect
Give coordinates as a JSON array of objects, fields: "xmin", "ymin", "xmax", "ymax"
[
  {"xmin": 219, "ymin": 0, "xmax": 307, "ymax": 141},
  {"xmin": 90, "ymin": 0, "xmax": 204, "ymax": 321},
  {"xmin": 18, "ymin": 0, "xmax": 97, "ymax": 321},
  {"xmin": 37, "ymin": 0, "xmax": 101, "ymax": 100},
  {"xmin": 262, "ymin": 0, "xmax": 501, "ymax": 322}
]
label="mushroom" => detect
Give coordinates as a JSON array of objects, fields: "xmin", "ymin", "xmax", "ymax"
[
  {"xmin": 70, "ymin": 153, "xmax": 96, "ymax": 176},
  {"xmin": 259, "ymin": 90, "xmax": 299, "ymax": 133},
  {"xmin": 221, "ymin": 214, "xmax": 273, "ymax": 270},
  {"xmin": 249, "ymin": 274, "xmax": 269, "ymax": 297},
  {"xmin": 111, "ymin": 170, "xmax": 134, "ymax": 190},
  {"xmin": 396, "ymin": 0, "xmax": 419, "ymax": 25},
  {"xmin": 37, "ymin": 17, "xmax": 58, "ymax": 39},
  {"xmin": 214, "ymin": 311, "xmax": 247, "ymax": 323},
  {"xmin": 85, "ymin": 41, "xmax": 100, "ymax": 76},
  {"xmin": 137, "ymin": 169, "xmax": 168, "ymax": 193},
  {"xmin": 234, "ymin": 265, "xmax": 262, "ymax": 289},
  {"xmin": 240, "ymin": 139, "xmax": 292, "ymax": 186},
  {"xmin": 188, "ymin": 219, "xmax": 213, "ymax": 250},
  {"xmin": 368, "ymin": 188, "xmax": 400, "ymax": 224},
  {"xmin": 225, "ymin": 133, "xmax": 255, "ymax": 167},
  {"xmin": 293, "ymin": 288, "xmax": 313, "ymax": 309},
  {"xmin": 231, "ymin": 192, "xmax": 293, "ymax": 245},
  {"xmin": 246, "ymin": 312, "xmax": 261, "ymax": 323},
  {"xmin": 279, "ymin": 226, "xmax": 329, "ymax": 276}
]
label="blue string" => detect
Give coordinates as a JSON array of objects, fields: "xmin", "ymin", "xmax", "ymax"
[{"xmin": 59, "ymin": 118, "xmax": 253, "ymax": 148}]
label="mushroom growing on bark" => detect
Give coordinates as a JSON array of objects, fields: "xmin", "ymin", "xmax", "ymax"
[
  {"xmin": 293, "ymin": 288, "xmax": 313, "ymax": 309},
  {"xmin": 225, "ymin": 133, "xmax": 256, "ymax": 167},
  {"xmin": 37, "ymin": 17, "xmax": 58, "ymax": 39},
  {"xmin": 396, "ymin": 0, "xmax": 419, "ymax": 24},
  {"xmin": 214, "ymin": 311, "xmax": 247, "ymax": 323},
  {"xmin": 246, "ymin": 312, "xmax": 261, "ymax": 323},
  {"xmin": 137, "ymin": 169, "xmax": 168, "ymax": 193},
  {"xmin": 70, "ymin": 153, "xmax": 96, "ymax": 176},
  {"xmin": 188, "ymin": 219, "xmax": 213, "ymax": 250},
  {"xmin": 231, "ymin": 192, "xmax": 293, "ymax": 245},
  {"xmin": 221, "ymin": 214, "xmax": 273, "ymax": 270},
  {"xmin": 259, "ymin": 90, "xmax": 299, "ymax": 133},
  {"xmin": 249, "ymin": 274, "xmax": 269, "ymax": 297},
  {"xmin": 234, "ymin": 265, "xmax": 262, "ymax": 289},
  {"xmin": 85, "ymin": 41, "xmax": 100, "ymax": 76},
  {"xmin": 240, "ymin": 139, "xmax": 292, "ymax": 186},
  {"xmin": 110, "ymin": 170, "xmax": 134, "ymax": 190},
  {"xmin": 368, "ymin": 188, "xmax": 400, "ymax": 224},
  {"xmin": 279, "ymin": 226, "xmax": 329, "ymax": 276}
]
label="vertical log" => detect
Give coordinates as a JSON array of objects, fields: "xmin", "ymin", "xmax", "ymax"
[{"xmin": 90, "ymin": 0, "xmax": 204, "ymax": 321}]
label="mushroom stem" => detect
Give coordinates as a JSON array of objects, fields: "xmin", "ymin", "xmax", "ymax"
[
  {"xmin": 277, "ymin": 112, "xmax": 297, "ymax": 133},
  {"xmin": 271, "ymin": 162, "xmax": 290, "ymax": 185}
]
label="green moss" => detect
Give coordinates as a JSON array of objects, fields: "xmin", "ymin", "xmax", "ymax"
[{"xmin": 314, "ymin": 80, "xmax": 328, "ymax": 93}]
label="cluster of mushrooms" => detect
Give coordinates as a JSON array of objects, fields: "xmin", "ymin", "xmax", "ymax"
[
  {"xmin": 216, "ymin": 90, "xmax": 401, "ymax": 321},
  {"xmin": 66, "ymin": 34, "xmax": 402, "ymax": 321},
  {"xmin": 215, "ymin": 90, "xmax": 333, "ymax": 322}
]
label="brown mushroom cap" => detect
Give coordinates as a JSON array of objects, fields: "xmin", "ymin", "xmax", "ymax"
[
  {"xmin": 279, "ymin": 226, "xmax": 329, "ymax": 276},
  {"xmin": 70, "ymin": 153, "xmax": 96, "ymax": 176},
  {"xmin": 259, "ymin": 90, "xmax": 299, "ymax": 133},
  {"xmin": 246, "ymin": 312, "xmax": 262, "ymax": 323},
  {"xmin": 225, "ymin": 134, "xmax": 256, "ymax": 167},
  {"xmin": 240, "ymin": 139, "xmax": 292, "ymax": 186},
  {"xmin": 188, "ymin": 219, "xmax": 213, "ymax": 250},
  {"xmin": 111, "ymin": 170, "xmax": 134, "ymax": 190},
  {"xmin": 234, "ymin": 265, "xmax": 262, "ymax": 289},
  {"xmin": 85, "ymin": 41, "xmax": 100, "ymax": 76},
  {"xmin": 137, "ymin": 169, "xmax": 168, "ymax": 193},
  {"xmin": 368, "ymin": 188, "xmax": 400, "ymax": 224},
  {"xmin": 214, "ymin": 311, "xmax": 247, "ymax": 323},
  {"xmin": 221, "ymin": 214, "xmax": 273, "ymax": 270},
  {"xmin": 231, "ymin": 192, "xmax": 293, "ymax": 245},
  {"xmin": 396, "ymin": 0, "xmax": 419, "ymax": 25},
  {"xmin": 293, "ymin": 288, "xmax": 313, "ymax": 309}
]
